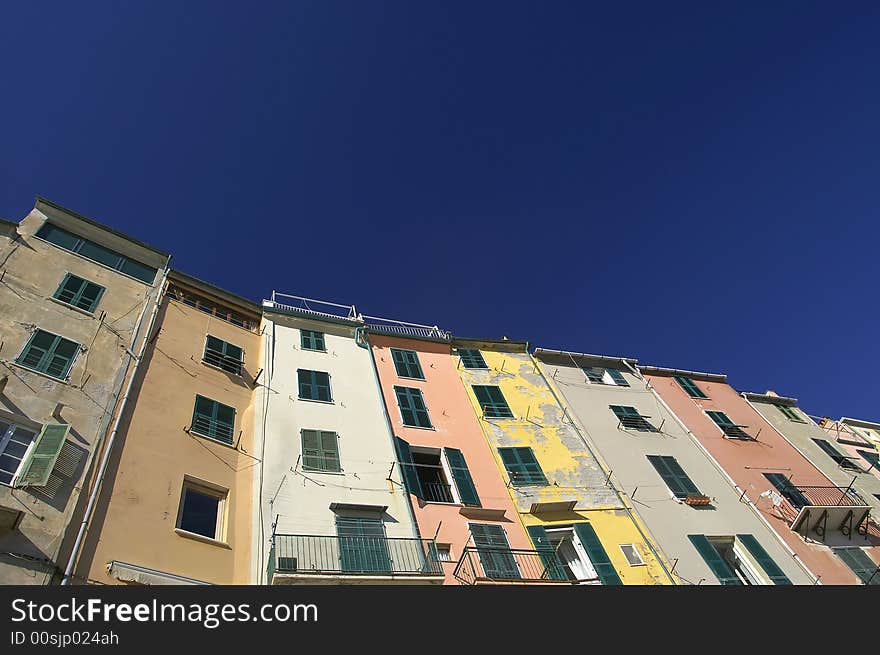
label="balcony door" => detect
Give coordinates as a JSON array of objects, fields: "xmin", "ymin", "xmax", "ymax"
[
  {"xmin": 469, "ymin": 523, "xmax": 520, "ymax": 580},
  {"xmin": 336, "ymin": 517, "xmax": 392, "ymax": 573},
  {"xmin": 546, "ymin": 527, "xmax": 599, "ymax": 584}
]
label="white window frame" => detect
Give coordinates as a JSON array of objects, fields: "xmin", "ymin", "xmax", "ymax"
[
  {"xmin": 545, "ymin": 527, "xmax": 600, "ymax": 585},
  {"xmin": 410, "ymin": 445, "xmax": 459, "ymax": 504},
  {"xmin": 175, "ymin": 477, "xmax": 229, "ymax": 543},
  {"xmin": 0, "ymin": 419, "xmax": 40, "ymax": 488},
  {"xmin": 619, "ymin": 543, "xmax": 645, "ymax": 566}
]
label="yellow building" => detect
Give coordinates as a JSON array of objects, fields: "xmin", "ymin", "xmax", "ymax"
[{"xmin": 452, "ymin": 338, "xmax": 674, "ymax": 585}]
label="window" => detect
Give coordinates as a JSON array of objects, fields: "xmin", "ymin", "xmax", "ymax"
[
  {"xmin": 457, "ymin": 348, "xmax": 487, "ymax": 369},
  {"xmin": 394, "ymin": 440, "xmax": 481, "ymax": 506},
  {"xmin": 611, "ymin": 405, "xmax": 658, "ymax": 432},
  {"xmin": 812, "ymin": 438, "xmax": 862, "ymax": 471},
  {"xmin": 620, "ymin": 544, "xmax": 645, "ymax": 566},
  {"xmin": 583, "ymin": 367, "xmax": 629, "ymax": 387},
  {"xmin": 301, "ymin": 329, "xmax": 325, "ymax": 351},
  {"xmin": 498, "ymin": 447, "xmax": 548, "ymax": 486},
  {"xmin": 336, "ymin": 517, "xmax": 391, "ymax": 573},
  {"xmin": 436, "ymin": 544, "xmax": 452, "ymax": 562},
  {"xmin": 776, "ymin": 404, "xmax": 803, "ymax": 422},
  {"xmin": 835, "ymin": 548, "xmax": 879, "ymax": 585},
  {"xmin": 390, "ymin": 348, "xmax": 424, "ymax": 379},
  {"xmin": 16, "ymin": 329, "xmax": 80, "ymax": 380},
  {"xmin": 706, "ymin": 411, "xmax": 753, "ymax": 440},
  {"xmin": 53, "ymin": 274, "xmax": 105, "ymax": 313},
  {"xmin": 763, "ymin": 473, "xmax": 810, "ymax": 509},
  {"xmin": 301, "ymin": 430, "xmax": 340, "ymax": 473},
  {"xmin": 190, "ymin": 395, "xmax": 236, "ymax": 444},
  {"xmin": 674, "ymin": 375, "xmax": 708, "ymax": 399},
  {"xmin": 36, "ymin": 223, "xmax": 157, "ymax": 284},
  {"xmin": 394, "ymin": 386, "xmax": 432, "ymax": 428},
  {"xmin": 202, "ymin": 335, "xmax": 243, "ymax": 375},
  {"xmin": 647, "ymin": 455, "xmax": 701, "ymax": 500},
  {"xmin": 0, "ymin": 421, "xmax": 38, "ymax": 486},
  {"xmin": 857, "ymin": 449, "xmax": 879, "ymax": 471},
  {"xmin": 472, "ymin": 385, "xmax": 514, "ymax": 418},
  {"xmin": 411, "ymin": 449, "xmax": 454, "ymax": 502},
  {"xmin": 298, "ymin": 369, "xmax": 332, "ymax": 402},
  {"xmin": 177, "ymin": 480, "xmax": 226, "ymax": 540},
  {"xmin": 688, "ymin": 535, "xmax": 790, "ymax": 585},
  {"xmin": 469, "ymin": 523, "xmax": 519, "ymax": 580}
]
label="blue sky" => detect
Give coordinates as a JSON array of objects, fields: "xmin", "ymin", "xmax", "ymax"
[{"xmin": 1, "ymin": 2, "xmax": 878, "ymax": 420}]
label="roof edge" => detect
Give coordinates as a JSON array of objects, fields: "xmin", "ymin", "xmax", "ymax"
[
  {"xmin": 639, "ymin": 365, "xmax": 727, "ymax": 383},
  {"xmin": 168, "ymin": 269, "xmax": 261, "ymax": 314},
  {"xmin": 533, "ymin": 347, "xmax": 638, "ymax": 367},
  {"xmin": 742, "ymin": 392, "xmax": 798, "ymax": 407}
]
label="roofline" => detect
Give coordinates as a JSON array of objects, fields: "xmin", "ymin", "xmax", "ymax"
[
  {"xmin": 0, "ymin": 217, "xmax": 16, "ymax": 228},
  {"xmin": 35, "ymin": 195, "xmax": 171, "ymax": 258},
  {"xmin": 742, "ymin": 392, "xmax": 798, "ymax": 407},
  {"xmin": 364, "ymin": 327, "xmax": 451, "ymax": 345},
  {"xmin": 451, "ymin": 336, "xmax": 530, "ymax": 351},
  {"xmin": 262, "ymin": 301, "xmax": 364, "ymax": 327},
  {"xmin": 533, "ymin": 347, "xmax": 638, "ymax": 367},
  {"xmin": 168, "ymin": 269, "xmax": 262, "ymax": 314},
  {"xmin": 840, "ymin": 417, "xmax": 880, "ymax": 431},
  {"xmin": 638, "ymin": 365, "xmax": 727, "ymax": 383}
]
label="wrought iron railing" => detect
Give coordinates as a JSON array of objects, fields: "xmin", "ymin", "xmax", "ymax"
[
  {"xmin": 768, "ymin": 483, "xmax": 874, "ymax": 541},
  {"xmin": 190, "ymin": 414, "xmax": 234, "ymax": 444},
  {"xmin": 481, "ymin": 403, "xmax": 515, "ymax": 419},
  {"xmin": 453, "ymin": 547, "xmax": 596, "ymax": 585},
  {"xmin": 202, "ymin": 348, "xmax": 243, "ymax": 375},
  {"xmin": 422, "ymin": 481, "xmax": 454, "ymax": 503},
  {"xmin": 267, "ymin": 534, "xmax": 443, "ymax": 580}
]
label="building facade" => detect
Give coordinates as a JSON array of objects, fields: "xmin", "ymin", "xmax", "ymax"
[
  {"xmin": 643, "ymin": 367, "xmax": 880, "ymax": 585},
  {"xmin": 256, "ymin": 294, "xmax": 440, "ymax": 585},
  {"xmin": 533, "ymin": 350, "xmax": 812, "ymax": 585},
  {"xmin": 453, "ymin": 338, "xmax": 672, "ymax": 585},
  {"xmin": 68, "ymin": 271, "xmax": 263, "ymax": 584},
  {"xmin": 0, "ymin": 197, "xmax": 168, "ymax": 584}
]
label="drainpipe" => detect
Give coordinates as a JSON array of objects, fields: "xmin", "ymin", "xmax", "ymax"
[
  {"xmin": 630, "ymin": 364, "xmax": 821, "ymax": 584},
  {"xmin": 528, "ymin": 352, "xmax": 677, "ymax": 585},
  {"xmin": 61, "ymin": 265, "xmax": 171, "ymax": 585},
  {"xmin": 356, "ymin": 327, "xmax": 423, "ymax": 541}
]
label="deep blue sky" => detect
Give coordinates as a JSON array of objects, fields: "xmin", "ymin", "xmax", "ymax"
[{"xmin": 2, "ymin": 3, "xmax": 878, "ymax": 420}]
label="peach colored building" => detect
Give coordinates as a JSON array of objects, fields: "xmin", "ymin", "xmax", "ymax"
[
  {"xmin": 366, "ymin": 326, "xmax": 533, "ymax": 584},
  {"xmin": 641, "ymin": 366, "xmax": 880, "ymax": 585}
]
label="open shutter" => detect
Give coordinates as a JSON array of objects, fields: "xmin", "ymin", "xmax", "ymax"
[
  {"xmin": 736, "ymin": 534, "xmax": 792, "ymax": 585},
  {"xmin": 394, "ymin": 437, "xmax": 423, "ymax": 499},
  {"xmin": 688, "ymin": 535, "xmax": 742, "ymax": 585},
  {"xmin": 573, "ymin": 522, "xmax": 622, "ymax": 585},
  {"xmin": 526, "ymin": 525, "xmax": 567, "ymax": 581},
  {"xmin": 15, "ymin": 423, "xmax": 70, "ymax": 487},
  {"xmin": 444, "ymin": 447, "xmax": 480, "ymax": 506}
]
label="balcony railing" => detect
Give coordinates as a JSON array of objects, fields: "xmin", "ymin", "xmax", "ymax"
[
  {"xmin": 453, "ymin": 547, "xmax": 597, "ymax": 585},
  {"xmin": 422, "ymin": 481, "xmax": 454, "ymax": 503},
  {"xmin": 202, "ymin": 348, "xmax": 243, "ymax": 375},
  {"xmin": 264, "ymin": 292, "xmax": 360, "ymax": 322},
  {"xmin": 769, "ymin": 483, "xmax": 874, "ymax": 541},
  {"xmin": 267, "ymin": 534, "xmax": 443, "ymax": 582},
  {"xmin": 362, "ymin": 315, "xmax": 451, "ymax": 341}
]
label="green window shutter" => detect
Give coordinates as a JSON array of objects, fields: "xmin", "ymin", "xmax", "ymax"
[
  {"xmin": 582, "ymin": 367, "xmax": 605, "ymax": 383},
  {"xmin": 336, "ymin": 517, "xmax": 391, "ymax": 573},
  {"xmin": 606, "ymin": 368, "xmax": 629, "ymax": 386},
  {"xmin": 457, "ymin": 349, "xmax": 487, "ymax": 369},
  {"xmin": 298, "ymin": 370, "xmax": 332, "ymax": 401},
  {"xmin": 444, "ymin": 447, "xmax": 480, "ymax": 506},
  {"xmin": 777, "ymin": 404, "xmax": 802, "ymax": 421},
  {"xmin": 857, "ymin": 449, "xmax": 879, "ymax": 471},
  {"xmin": 301, "ymin": 430, "xmax": 340, "ymax": 472},
  {"xmin": 191, "ymin": 395, "xmax": 235, "ymax": 444},
  {"xmin": 391, "ymin": 349, "xmax": 424, "ymax": 379},
  {"xmin": 204, "ymin": 335, "xmax": 243, "ymax": 375},
  {"xmin": 674, "ymin": 376, "xmax": 708, "ymax": 398},
  {"xmin": 812, "ymin": 438, "xmax": 861, "ymax": 471},
  {"xmin": 469, "ymin": 523, "xmax": 520, "ymax": 579},
  {"xmin": 835, "ymin": 548, "xmax": 880, "ymax": 585},
  {"xmin": 472, "ymin": 385, "xmax": 513, "ymax": 418},
  {"xmin": 394, "ymin": 387, "xmax": 432, "ymax": 428},
  {"xmin": 647, "ymin": 455, "xmax": 700, "ymax": 499},
  {"xmin": 735, "ymin": 534, "xmax": 792, "ymax": 585},
  {"xmin": 54, "ymin": 274, "xmax": 105, "ymax": 313},
  {"xmin": 14, "ymin": 423, "xmax": 70, "ymax": 487},
  {"xmin": 688, "ymin": 535, "xmax": 742, "ymax": 585},
  {"xmin": 573, "ymin": 523, "xmax": 622, "ymax": 585},
  {"xmin": 17, "ymin": 330, "xmax": 80, "ymax": 380},
  {"xmin": 526, "ymin": 525, "xmax": 567, "ymax": 581},
  {"xmin": 707, "ymin": 411, "xmax": 752, "ymax": 440},
  {"xmin": 611, "ymin": 405, "xmax": 657, "ymax": 431},
  {"xmin": 498, "ymin": 447, "xmax": 548, "ymax": 486},
  {"xmin": 763, "ymin": 473, "xmax": 810, "ymax": 509},
  {"xmin": 394, "ymin": 437, "xmax": 423, "ymax": 498}
]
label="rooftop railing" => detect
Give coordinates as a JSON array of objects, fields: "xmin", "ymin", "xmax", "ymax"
[
  {"xmin": 362, "ymin": 315, "xmax": 451, "ymax": 341},
  {"xmin": 264, "ymin": 292, "xmax": 360, "ymax": 322}
]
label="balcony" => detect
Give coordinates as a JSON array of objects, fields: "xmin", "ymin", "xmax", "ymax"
[
  {"xmin": 453, "ymin": 547, "xmax": 598, "ymax": 585},
  {"xmin": 769, "ymin": 483, "xmax": 874, "ymax": 542},
  {"xmin": 202, "ymin": 348, "xmax": 243, "ymax": 376},
  {"xmin": 267, "ymin": 534, "xmax": 444, "ymax": 585},
  {"xmin": 422, "ymin": 481, "xmax": 454, "ymax": 504}
]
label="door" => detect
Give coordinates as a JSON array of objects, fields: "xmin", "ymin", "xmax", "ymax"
[
  {"xmin": 469, "ymin": 523, "xmax": 520, "ymax": 580},
  {"xmin": 336, "ymin": 517, "xmax": 392, "ymax": 573}
]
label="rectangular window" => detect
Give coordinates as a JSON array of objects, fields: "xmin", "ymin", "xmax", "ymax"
[
  {"xmin": 36, "ymin": 223, "xmax": 157, "ymax": 284},
  {"xmin": 606, "ymin": 368, "xmax": 630, "ymax": 386},
  {"xmin": 763, "ymin": 473, "xmax": 810, "ymax": 509},
  {"xmin": 336, "ymin": 517, "xmax": 391, "ymax": 573},
  {"xmin": 835, "ymin": 548, "xmax": 879, "ymax": 585},
  {"xmin": 391, "ymin": 348, "xmax": 424, "ymax": 379},
  {"xmin": 674, "ymin": 375, "xmax": 708, "ymax": 399},
  {"xmin": 53, "ymin": 273, "xmax": 105, "ymax": 313},
  {"xmin": 16, "ymin": 329, "xmax": 80, "ymax": 380},
  {"xmin": 177, "ymin": 481, "xmax": 226, "ymax": 540},
  {"xmin": 0, "ymin": 421, "xmax": 39, "ymax": 486},
  {"xmin": 410, "ymin": 448, "xmax": 455, "ymax": 502},
  {"xmin": 394, "ymin": 386, "xmax": 432, "ymax": 428},
  {"xmin": 498, "ymin": 447, "xmax": 548, "ymax": 486},
  {"xmin": 298, "ymin": 369, "xmax": 332, "ymax": 402},
  {"xmin": 812, "ymin": 438, "xmax": 862, "ymax": 471},
  {"xmin": 619, "ymin": 544, "xmax": 645, "ymax": 566},
  {"xmin": 583, "ymin": 366, "xmax": 605, "ymax": 384},
  {"xmin": 647, "ymin": 455, "xmax": 701, "ymax": 500},
  {"xmin": 776, "ymin": 404, "xmax": 803, "ymax": 422},
  {"xmin": 706, "ymin": 411, "xmax": 753, "ymax": 440},
  {"xmin": 436, "ymin": 544, "xmax": 452, "ymax": 562},
  {"xmin": 857, "ymin": 449, "xmax": 879, "ymax": 471},
  {"xmin": 301, "ymin": 329, "xmax": 326, "ymax": 351},
  {"xmin": 190, "ymin": 395, "xmax": 236, "ymax": 444},
  {"xmin": 202, "ymin": 335, "xmax": 243, "ymax": 375},
  {"xmin": 469, "ymin": 523, "xmax": 520, "ymax": 580},
  {"xmin": 472, "ymin": 385, "xmax": 514, "ymax": 418},
  {"xmin": 301, "ymin": 430, "xmax": 340, "ymax": 473},
  {"xmin": 610, "ymin": 405, "xmax": 658, "ymax": 432},
  {"xmin": 457, "ymin": 348, "xmax": 487, "ymax": 369}
]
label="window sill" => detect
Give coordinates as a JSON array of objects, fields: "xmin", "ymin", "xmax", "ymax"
[
  {"xmin": 422, "ymin": 501, "xmax": 463, "ymax": 507},
  {"xmin": 174, "ymin": 528, "xmax": 231, "ymax": 549},
  {"xmin": 301, "ymin": 469, "xmax": 345, "ymax": 476},
  {"xmin": 397, "ymin": 375, "xmax": 426, "ymax": 382},
  {"xmin": 5, "ymin": 361, "xmax": 72, "ymax": 385},
  {"xmin": 47, "ymin": 296, "xmax": 98, "ymax": 318},
  {"xmin": 400, "ymin": 424, "xmax": 435, "ymax": 431},
  {"xmin": 297, "ymin": 398, "xmax": 335, "ymax": 405},
  {"xmin": 188, "ymin": 429, "xmax": 236, "ymax": 448},
  {"xmin": 300, "ymin": 347, "xmax": 327, "ymax": 353}
]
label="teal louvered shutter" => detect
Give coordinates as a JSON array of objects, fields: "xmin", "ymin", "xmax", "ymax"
[
  {"xmin": 469, "ymin": 523, "xmax": 520, "ymax": 579},
  {"xmin": 394, "ymin": 437, "xmax": 423, "ymax": 498},
  {"xmin": 498, "ymin": 447, "xmax": 548, "ymax": 486},
  {"xmin": 763, "ymin": 473, "xmax": 810, "ymax": 509},
  {"xmin": 647, "ymin": 455, "xmax": 700, "ymax": 499},
  {"xmin": 14, "ymin": 423, "xmax": 70, "ymax": 487},
  {"xmin": 835, "ymin": 548, "xmax": 880, "ymax": 585},
  {"xmin": 606, "ymin": 368, "xmax": 629, "ymax": 386},
  {"xmin": 736, "ymin": 534, "xmax": 792, "ymax": 585},
  {"xmin": 391, "ymin": 349, "xmax": 424, "ymax": 379},
  {"xmin": 444, "ymin": 447, "xmax": 480, "ymax": 506},
  {"xmin": 674, "ymin": 375, "xmax": 708, "ymax": 398},
  {"xmin": 526, "ymin": 525, "xmax": 567, "ymax": 581},
  {"xmin": 573, "ymin": 522, "xmax": 622, "ymax": 585},
  {"xmin": 688, "ymin": 535, "xmax": 742, "ymax": 585},
  {"xmin": 472, "ymin": 385, "xmax": 513, "ymax": 418},
  {"xmin": 394, "ymin": 387, "xmax": 432, "ymax": 428},
  {"xmin": 336, "ymin": 517, "xmax": 391, "ymax": 573}
]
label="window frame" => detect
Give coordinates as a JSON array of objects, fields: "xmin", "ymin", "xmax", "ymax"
[
  {"xmin": 776, "ymin": 404, "xmax": 804, "ymax": 422},
  {"xmin": 175, "ymin": 478, "xmax": 228, "ymax": 543},
  {"xmin": 52, "ymin": 273, "xmax": 106, "ymax": 314},
  {"xmin": 15, "ymin": 329, "xmax": 81, "ymax": 381},
  {"xmin": 498, "ymin": 446, "xmax": 549, "ymax": 487},
  {"xmin": 674, "ymin": 375, "xmax": 708, "ymax": 399},
  {"xmin": 300, "ymin": 329, "xmax": 326, "ymax": 352},
  {"xmin": 619, "ymin": 544, "xmax": 646, "ymax": 567},
  {"xmin": 705, "ymin": 410, "xmax": 753, "ymax": 440},
  {"xmin": 202, "ymin": 335, "xmax": 244, "ymax": 376},
  {"xmin": 646, "ymin": 454, "xmax": 701, "ymax": 501},
  {"xmin": 297, "ymin": 369, "xmax": 333, "ymax": 403},
  {"xmin": 610, "ymin": 405, "xmax": 658, "ymax": 432},
  {"xmin": 190, "ymin": 395, "xmax": 237, "ymax": 445},
  {"xmin": 390, "ymin": 348, "xmax": 425, "ymax": 380},
  {"xmin": 0, "ymin": 420, "xmax": 39, "ymax": 487},
  {"xmin": 300, "ymin": 429, "xmax": 341, "ymax": 473},
  {"xmin": 393, "ymin": 385, "xmax": 433, "ymax": 429}
]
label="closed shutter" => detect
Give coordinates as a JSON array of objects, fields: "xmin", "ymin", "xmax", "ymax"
[
  {"xmin": 498, "ymin": 447, "xmax": 548, "ymax": 486},
  {"xmin": 394, "ymin": 437, "xmax": 423, "ymax": 498},
  {"xmin": 573, "ymin": 523, "xmax": 622, "ymax": 585},
  {"xmin": 14, "ymin": 423, "xmax": 70, "ymax": 487},
  {"xmin": 688, "ymin": 535, "xmax": 742, "ymax": 585},
  {"xmin": 391, "ymin": 349, "xmax": 424, "ymax": 379},
  {"xmin": 647, "ymin": 455, "xmax": 700, "ymax": 499},
  {"xmin": 469, "ymin": 523, "xmax": 520, "ymax": 580},
  {"xmin": 472, "ymin": 385, "xmax": 513, "ymax": 418},
  {"xmin": 526, "ymin": 525, "xmax": 567, "ymax": 581},
  {"xmin": 835, "ymin": 548, "xmax": 880, "ymax": 585},
  {"xmin": 444, "ymin": 447, "xmax": 480, "ymax": 506},
  {"xmin": 763, "ymin": 473, "xmax": 810, "ymax": 509},
  {"xmin": 736, "ymin": 534, "xmax": 792, "ymax": 585},
  {"xmin": 336, "ymin": 517, "xmax": 391, "ymax": 573},
  {"xmin": 394, "ymin": 387, "xmax": 431, "ymax": 428}
]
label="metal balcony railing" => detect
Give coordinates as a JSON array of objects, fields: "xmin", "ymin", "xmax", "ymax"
[
  {"xmin": 190, "ymin": 414, "xmax": 235, "ymax": 444},
  {"xmin": 453, "ymin": 547, "xmax": 597, "ymax": 585},
  {"xmin": 481, "ymin": 403, "xmax": 515, "ymax": 419},
  {"xmin": 719, "ymin": 424, "xmax": 755, "ymax": 440},
  {"xmin": 362, "ymin": 315, "xmax": 451, "ymax": 341},
  {"xmin": 422, "ymin": 481, "xmax": 454, "ymax": 503},
  {"xmin": 267, "ymin": 534, "xmax": 443, "ymax": 581},
  {"xmin": 202, "ymin": 348, "xmax": 243, "ymax": 375},
  {"xmin": 264, "ymin": 292, "xmax": 360, "ymax": 322},
  {"xmin": 769, "ymin": 483, "xmax": 875, "ymax": 542}
]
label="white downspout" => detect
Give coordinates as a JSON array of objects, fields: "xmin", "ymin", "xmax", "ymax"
[{"xmin": 61, "ymin": 265, "xmax": 171, "ymax": 585}]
